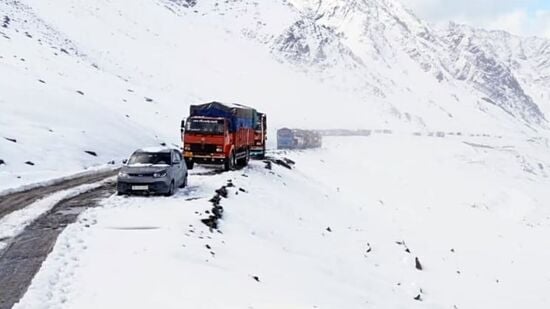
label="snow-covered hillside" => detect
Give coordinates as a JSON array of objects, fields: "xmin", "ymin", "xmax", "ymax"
[
  {"xmin": 3, "ymin": 1, "xmax": 550, "ymax": 307},
  {"xmin": 1, "ymin": 0, "xmax": 550, "ymax": 190},
  {"xmin": 14, "ymin": 135, "xmax": 550, "ymax": 308}
]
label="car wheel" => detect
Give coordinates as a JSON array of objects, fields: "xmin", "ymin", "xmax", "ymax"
[{"xmin": 165, "ymin": 181, "xmax": 175, "ymax": 197}]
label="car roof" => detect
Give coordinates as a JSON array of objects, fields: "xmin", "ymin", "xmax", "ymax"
[{"xmin": 135, "ymin": 147, "xmax": 175, "ymax": 153}]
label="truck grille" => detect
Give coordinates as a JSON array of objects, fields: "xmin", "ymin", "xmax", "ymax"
[{"xmin": 190, "ymin": 144, "xmax": 218, "ymax": 153}]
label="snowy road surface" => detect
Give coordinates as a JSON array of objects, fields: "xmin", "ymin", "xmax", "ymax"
[
  {"xmin": 0, "ymin": 182, "xmax": 115, "ymax": 309},
  {"xmin": 10, "ymin": 134, "xmax": 550, "ymax": 309},
  {"xmin": 0, "ymin": 169, "xmax": 117, "ymax": 220}
]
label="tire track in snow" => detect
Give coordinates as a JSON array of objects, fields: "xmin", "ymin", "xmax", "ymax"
[
  {"xmin": 0, "ymin": 182, "xmax": 115, "ymax": 309},
  {"xmin": 0, "ymin": 169, "xmax": 118, "ymax": 221}
]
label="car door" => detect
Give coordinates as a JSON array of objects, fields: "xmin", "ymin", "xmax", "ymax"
[
  {"xmin": 171, "ymin": 150, "xmax": 184, "ymax": 185},
  {"xmin": 177, "ymin": 151, "xmax": 187, "ymax": 179}
]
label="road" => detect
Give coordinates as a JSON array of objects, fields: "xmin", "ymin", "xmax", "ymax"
[
  {"xmin": 0, "ymin": 169, "xmax": 118, "ymax": 221},
  {"xmin": 0, "ymin": 171, "xmax": 117, "ymax": 309}
]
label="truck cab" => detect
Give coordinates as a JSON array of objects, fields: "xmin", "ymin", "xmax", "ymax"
[
  {"xmin": 182, "ymin": 117, "xmax": 228, "ymax": 170},
  {"xmin": 251, "ymin": 113, "xmax": 267, "ymax": 158}
]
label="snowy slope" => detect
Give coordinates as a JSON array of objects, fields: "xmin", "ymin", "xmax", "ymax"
[
  {"xmin": 437, "ymin": 23, "xmax": 550, "ymax": 122},
  {"xmin": 0, "ymin": 0, "xmax": 354, "ymax": 189},
  {"xmin": 3, "ymin": 1, "xmax": 550, "ymax": 307},
  {"xmin": 2, "ymin": 0, "xmax": 550, "ymax": 191},
  {"xmin": 15, "ymin": 134, "xmax": 550, "ymax": 308},
  {"xmin": 278, "ymin": 0, "xmax": 548, "ymax": 128}
]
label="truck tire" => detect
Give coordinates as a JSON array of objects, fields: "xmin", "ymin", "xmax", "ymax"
[
  {"xmin": 224, "ymin": 152, "xmax": 235, "ymax": 171},
  {"xmin": 185, "ymin": 159, "xmax": 194, "ymax": 170},
  {"xmin": 236, "ymin": 150, "xmax": 248, "ymax": 167}
]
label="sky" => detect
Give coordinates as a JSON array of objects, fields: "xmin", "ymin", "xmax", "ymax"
[{"xmin": 400, "ymin": 0, "xmax": 550, "ymax": 38}]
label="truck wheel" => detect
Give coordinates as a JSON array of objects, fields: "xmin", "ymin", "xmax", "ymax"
[
  {"xmin": 224, "ymin": 152, "xmax": 235, "ymax": 171},
  {"xmin": 185, "ymin": 159, "xmax": 194, "ymax": 170}
]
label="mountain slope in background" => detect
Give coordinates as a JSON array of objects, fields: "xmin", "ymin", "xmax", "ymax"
[{"xmin": 1, "ymin": 0, "xmax": 550, "ymax": 189}]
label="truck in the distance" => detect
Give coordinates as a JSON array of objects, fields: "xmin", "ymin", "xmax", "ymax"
[
  {"xmin": 277, "ymin": 128, "xmax": 322, "ymax": 150},
  {"xmin": 181, "ymin": 102, "xmax": 260, "ymax": 171}
]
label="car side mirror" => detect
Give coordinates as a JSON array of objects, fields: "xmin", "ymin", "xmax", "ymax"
[
  {"xmin": 180, "ymin": 120, "xmax": 185, "ymax": 133},
  {"xmin": 122, "ymin": 159, "xmax": 128, "ymax": 165}
]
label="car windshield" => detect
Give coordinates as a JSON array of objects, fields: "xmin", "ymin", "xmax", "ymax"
[
  {"xmin": 186, "ymin": 118, "xmax": 224, "ymax": 135},
  {"xmin": 128, "ymin": 152, "xmax": 171, "ymax": 165}
]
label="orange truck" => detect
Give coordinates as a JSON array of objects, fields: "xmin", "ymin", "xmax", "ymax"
[
  {"xmin": 251, "ymin": 112, "xmax": 267, "ymax": 159},
  {"xmin": 181, "ymin": 102, "xmax": 263, "ymax": 171}
]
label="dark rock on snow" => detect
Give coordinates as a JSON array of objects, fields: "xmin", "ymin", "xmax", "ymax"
[
  {"xmin": 415, "ymin": 257, "xmax": 423, "ymax": 271},
  {"xmin": 201, "ymin": 216, "xmax": 218, "ymax": 229},
  {"xmin": 216, "ymin": 187, "xmax": 228, "ymax": 198},
  {"xmin": 2, "ymin": 16, "xmax": 10, "ymax": 28}
]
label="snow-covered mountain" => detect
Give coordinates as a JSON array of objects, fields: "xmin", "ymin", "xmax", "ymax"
[
  {"xmin": 1, "ymin": 0, "xmax": 550, "ymax": 187},
  {"xmin": 275, "ymin": 0, "xmax": 549, "ymax": 127},
  {"xmin": 3, "ymin": 1, "xmax": 550, "ymax": 308}
]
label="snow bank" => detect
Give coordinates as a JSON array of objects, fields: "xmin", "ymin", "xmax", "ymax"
[{"xmin": 15, "ymin": 135, "xmax": 550, "ymax": 308}]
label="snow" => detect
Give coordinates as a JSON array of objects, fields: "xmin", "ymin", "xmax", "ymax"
[
  {"xmin": 136, "ymin": 147, "xmax": 175, "ymax": 153},
  {"xmin": 0, "ymin": 165, "xmax": 117, "ymax": 197},
  {"xmin": 2, "ymin": 0, "xmax": 550, "ymax": 307},
  {"xmin": 15, "ymin": 134, "xmax": 550, "ymax": 308},
  {"xmin": 2, "ymin": 0, "xmax": 549, "ymax": 191},
  {"xmin": 0, "ymin": 178, "xmax": 113, "ymax": 251}
]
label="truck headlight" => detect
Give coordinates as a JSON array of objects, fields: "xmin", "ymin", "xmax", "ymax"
[
  {"xmin": 184, "ymin": 144, "xmax": 191, "ymax": 151},
  {"xmin": 153, "ymin": 171, "xmax": 167, "ymax": 178},
  {"xmin": 216, "ymin": 146, "xmax": 223, "ymax": 152}
]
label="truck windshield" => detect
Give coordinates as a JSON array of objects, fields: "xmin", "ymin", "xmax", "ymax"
[
  {"xmin": 128, "ymin": 152, "xmax": 171, "ymax": 165},
  {"xmin": 186, "ymin": 118, "xmax": 225, "ymax": 135}
]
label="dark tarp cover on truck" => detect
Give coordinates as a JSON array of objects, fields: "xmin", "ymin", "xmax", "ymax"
[{"xmin": 189, "ymin": 102, "xmax": 257, "ymax": 132}]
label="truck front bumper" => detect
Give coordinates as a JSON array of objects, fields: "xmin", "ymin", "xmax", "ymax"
[{"xmin": 184, "ymin": 152, "xmax": 227, "ymax": 164}]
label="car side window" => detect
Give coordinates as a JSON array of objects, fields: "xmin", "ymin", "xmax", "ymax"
[{"xmin": 172, "ymin": 152, "xmax": 178, "ymax": 164}]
